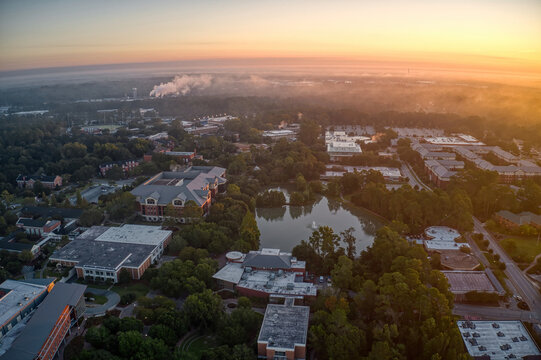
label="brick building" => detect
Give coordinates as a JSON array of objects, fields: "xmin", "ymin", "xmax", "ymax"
[
  {"xmin": 257, "ymin": 298, "xmax": 309, "ymax": 360},
  {"xmin": 16, "ymin": 174, "xmax": 62, "ymax": 189},
  {"xmin": 49, "ymin": 224, "xmax": 172, "ymax": 283},
  {"xmin": 99, "ymin": 159, "xmax": 139, "ymax": 176},
  {"xmin": 131, "ymin": 166, "xmax": 226, "ymax": 222}
]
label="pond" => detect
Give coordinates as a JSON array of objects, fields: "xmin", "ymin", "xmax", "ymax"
[{"xmin": 255, "ymin": 187, "xmax": 385, "ymax": 255}]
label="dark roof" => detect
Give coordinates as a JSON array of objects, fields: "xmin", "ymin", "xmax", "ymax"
[
  {"xmin": 20, "ymin": 206, "xmax": 83, "ymax": 220},
  {"xmin": 17, "ymin": 217, "xmax": 48, "ymax": 228},
  {"xmin": 50, "ymin": 238, "xmax": 155, "ymax": 270},
  {"xmin": 496, "ymin": 210, "xmax": 541, "ymax": 226},
  {"xmin": 16, "ymin": 174, "xmax": 58, "ymax": 183},
  {"xmin": 0, "ymin": 230, "xmax": 34, "ymax": 252},
  {"xmin": 242, "ymin": 253, "xmax": 291, "ymax": 269},
  {"xmin": 2, "ymin": 283, "xmax": 86, "ymax": 360}
]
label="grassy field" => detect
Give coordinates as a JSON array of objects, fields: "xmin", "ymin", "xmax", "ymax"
[
  {"xmin": 85, "ymin": 292, "xmax": 108, "ymax": 305},
  {"xmin": 500, "ymin": 236, "xmax": 541, "ymax": 264},
  {"xmin": 112, "ymin": 282, "xmax": 150, "ymax": 298},
  {"xmin": 180, "ymin": 333, "xmax": 218, "ymax": 357}
]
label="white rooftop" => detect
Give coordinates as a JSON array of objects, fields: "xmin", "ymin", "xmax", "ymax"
[
  {"xmin": 425, "ymin": 226, "xmax": 461, "ymax": 242},
  {"xmin": 458, "ymin": 320, "xmax": 540, "ymax": 359},
  {"xmin": 327, "ymin": 141, "xmax": 362, "ymax": 154},
  {"xmin": 94, "ymin": 224, "xmax": 171, "ymax": 246},
  {"xmin": 425, "ymin": 136, "xmax": 484, "ymax": 146},
  {"xmin": 0, "ymin": 280, "xmax": 48, "ymax": 328},
  {"xmin": 424, "ymin": 240, "xmax": 469, "ymax": 251},
  {"xmin": 213, "ymin": 263, "xmax": 245, "ymax": 284}
]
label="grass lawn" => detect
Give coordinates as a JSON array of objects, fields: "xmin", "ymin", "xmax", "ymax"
[
  {"xmin": 181, "ymin": 334, "xmax": 219, "ymax": 357},
  {"xmin": 112, "ymin": 282, "xmax": 150, "ymax": 298},
  {"xmin": 85, "ymin": 292, "xmax": 108, "ymax": 305},
  {"xmin": 500, "ymin": 236, "xmax": 541, "ymax": 264}
]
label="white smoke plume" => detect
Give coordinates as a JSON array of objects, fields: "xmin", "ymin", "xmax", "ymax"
[{"xmin": 149, "ymin": 74, "xmax": 213, "ymax": 97}]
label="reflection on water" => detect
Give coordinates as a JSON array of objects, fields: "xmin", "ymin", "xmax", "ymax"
[{"xmin": 255, "ymin": 187, "xmax": 384, "ymax": 254}]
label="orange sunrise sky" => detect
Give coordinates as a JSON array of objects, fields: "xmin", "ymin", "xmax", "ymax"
[{"xmin": 0, "ymin": 0, "xmax": 540, "ymax": 73}]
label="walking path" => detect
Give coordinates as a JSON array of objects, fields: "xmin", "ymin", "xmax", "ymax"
[{"xmin": 84, "ymin": 287, "xmax": 120, "ymax": 316}]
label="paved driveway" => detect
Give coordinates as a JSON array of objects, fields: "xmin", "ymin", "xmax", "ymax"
[{"xmin": 84, "ymin": 287, "xmax": 120, "ymax": 316}]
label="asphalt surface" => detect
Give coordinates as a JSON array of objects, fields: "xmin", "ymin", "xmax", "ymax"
[
  {"xmin": 400, "ymin": 162, "xmax": 431, "ymax": 191},
  {"xmin": 472, "ymin": 217, "xmax": 541, "ymax": 318},
  {"xmin": 84, "ymin": 287, "xmax": 120, "ymax": 316},
  {"xmin": 403, "ymin": 163, "xmax": 541, "ymax": 322}
]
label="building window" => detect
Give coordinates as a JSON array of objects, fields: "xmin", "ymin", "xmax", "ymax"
[
  {"xmin": 146, "ymin": 198, "xmax": 156, "ymax": 205},
  {"xmin": 173, "ymin": 200, "xmax": 183, "ymax": 206}
]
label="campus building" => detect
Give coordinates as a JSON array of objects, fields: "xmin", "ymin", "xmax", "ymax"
[
  {"xmin": 131, "ymin": 166, "xmax": 226, "ymax": 222},
  {"xmin": 443, "ymin": 270, "xmax": 505, "ymax": 302},
  {"xmin": 213, "ymin": 249, "xmax": 316, "ymax": 299},
  {"xmin": 458, "ymin": 320, "xmax": 541, "ymax": 359},
  {"xmin": 0, "ymin": 279, "xmax": 54, "ymax": 340},
  {"xmin": 16, "ymin": 174, "xmax": 62, "ymax": 189},
  {"xmin": 2, "ymin": 282, "xmax": 86, "ymax": 360},
  {"xmin": 49, "ymin": 224, "xmax": 172, "ymax": 283},
  {"xmin": 257, "ymin": 298, "xmax": 309, "ymax": 360},
  {"xmin": 98, "ymin": 159, "xmax": 139, "ymax": 176},
  {"xmin": 16, "ymin": 218, "xmax": 61, "ymax": 237},
  {"xmin": 495, "ymin": 210, "xmax": 541, "ymax": 230},
  {"xmin": 262, "ymin": 129, "xmax": 297, "ymax": 141}
]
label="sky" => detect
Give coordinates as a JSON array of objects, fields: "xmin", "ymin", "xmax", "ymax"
[{"xmin": 0, "ymin": 0, "xmax": 540, "ymax": 73}]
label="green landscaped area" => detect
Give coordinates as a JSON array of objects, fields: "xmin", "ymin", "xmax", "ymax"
[
  {"xmin": 85, "ymin": 292, "xmax": 108, "ymax": 305},
  {"xmin": 179, "ymin": 333, "xmax": 219, "ymax": 357},
  {"xmin": 500, "ymin": 236, "xmax": 541, "ymax": 264},
  {"xmin": 112, "ymin": 282, "xmax": 150, "ymax": 298}
]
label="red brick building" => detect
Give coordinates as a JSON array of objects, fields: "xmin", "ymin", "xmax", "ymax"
[
  {"xmin": 16, "ymin": 174, "xmax": 62, "ymax": 189},
  {"xmin": 257, "ymin": 298, "xmax": 309, "ymax": 360},
  {"xmin": 131, "ymin": 166, "xmax": 226, "ymax": 222}
]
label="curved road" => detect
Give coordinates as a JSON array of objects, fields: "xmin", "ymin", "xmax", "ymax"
[
  {"xmin": 84, "ymin": 288, "xmax": 120, "ymax": 316},
  {"xmin": 404, "ymin": 163, "xmax": 541, "ymax": 322},
  {"xmin": 472, "ymin": 217, "xmax": 541, "ymax": 319}
]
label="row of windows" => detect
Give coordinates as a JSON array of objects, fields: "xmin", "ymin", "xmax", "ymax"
[{"xmin": 85, "ymin": 270, "xmax": 114, "ymax": 277}]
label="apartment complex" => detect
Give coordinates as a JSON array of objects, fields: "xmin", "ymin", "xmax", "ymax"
[{"xmin": 16, "ymin": 174, "xmax": 62, "ymax": 189}]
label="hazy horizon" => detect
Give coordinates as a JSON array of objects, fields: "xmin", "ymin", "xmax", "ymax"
[{"xmin": 1, "ymin": 0, "xmax": 540, "ymax": 74}]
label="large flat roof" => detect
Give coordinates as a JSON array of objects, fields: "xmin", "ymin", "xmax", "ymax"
[
  {"xmin": 94, "ymin": 224, "xmax": 171, "ymax": 246},
  {"xmin": 0, "ymin": 280, "xmax": 48, "ymax": 328},
  {"xmin": 458, "ymin": 320, "xmax": 540, "ymax": 359},
  {"xmin": 258, "ymin": 299, "xmax": 310, "ymax": 351},
  {"xmin": 2, "ymin": 283, "xmax": 86, "ymax": 360},
  {"xmin": 442, "ymin": 271, "xmax": 497, "ymax": 294},
  {"xmin": 213, "ymin": 263, "xmax": 245, "ymax": 284},
  {"xmin": 50, "ymin": 238, "xmax": 156, "ymax": 270}
]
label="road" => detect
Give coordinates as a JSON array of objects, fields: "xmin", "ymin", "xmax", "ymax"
[
  {"xmin": 403, "ymin": 163, "xmax": 541, "ymax": 321},
  {"xmin": 400, "ymin": 162, "xmax": 431, "ymax": 191},
  {"xmin": 453, "ymin": 303, "xmax": 539, "ymax": 323},
  {"xmin": 472, "ymin": 217, "xmax": 541, "ymax": 318}
]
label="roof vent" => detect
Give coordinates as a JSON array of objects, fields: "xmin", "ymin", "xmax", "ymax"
[
  {"xmin": 500, "ymin": 344, "xmax": 511, "ymax": 350},
  {"xmin": 497, "ymin": 331, "xmax": 505, "ymax": 337},
  {"xmin": 492, "ymin": 323, "xmax": 500, "ymax": 328}
]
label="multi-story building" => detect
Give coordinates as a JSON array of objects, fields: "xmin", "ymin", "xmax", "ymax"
[
  {"xmin": 0, "ymin": 279, "xmax": 54, "ymax": 340},
  {"xmin": 495, "ymin": 210, "xmax": 541, "ymax": 230},
  {"xmin": 16, "ymin": 218, "xmax": 61, "ymax": 237},
  {"xmin": 99, "ymin": 159, "xmax": 139, "ymax": 176},
  {"xmin": 131, "ymin": 166, "xmax": 226, "ymax": 222},
  {"xmin": 257, "ymin": 298, "xmax": 309, "ymax": 360},
  {"xmin": 2, "ymin": 282, "xmax": 86, "ymax": 360},
  {"xmin": 49, "ymin": 224, "xmax": 172, "ymax": 283},
  {"xmin": 213, "ymin": 249, "xmax": 316, "ymax": 299},
  {"xmin": 16, "ymin": 174, "xmax": 62, "ymax": 189}
]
